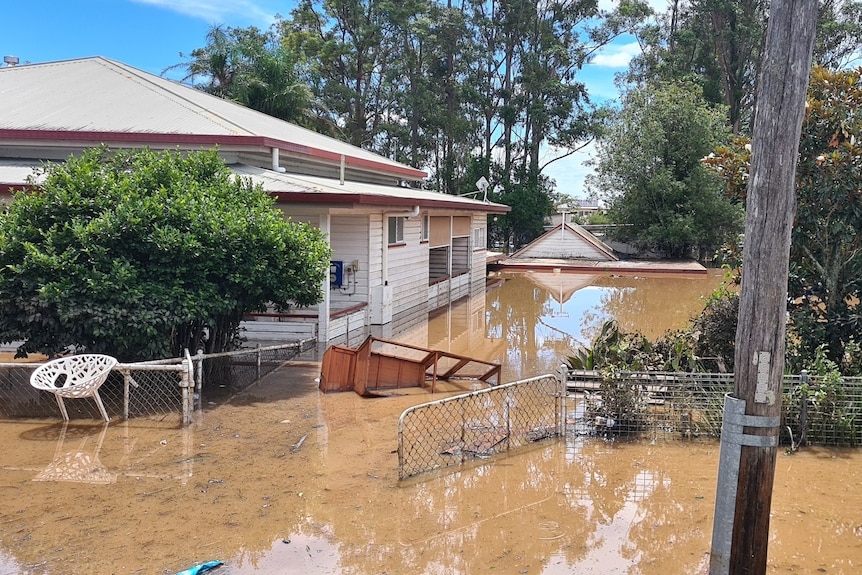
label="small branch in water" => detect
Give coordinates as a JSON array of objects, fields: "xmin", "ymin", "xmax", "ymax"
[{"xmin": 291, "ymin": 435, "xmax": 307, "ymax": 453}]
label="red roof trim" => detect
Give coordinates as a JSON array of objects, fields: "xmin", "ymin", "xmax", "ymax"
[
  {"xmin": 0, "ymin": 129, "xmax": 428, "ymax": 180},
  {"xmin": 0, "ymin": 183, "xmax": 34, "ymax": 195},
  {"xmin": 0, "ymin": 181, "xmax": 508, "ymax": 214}
]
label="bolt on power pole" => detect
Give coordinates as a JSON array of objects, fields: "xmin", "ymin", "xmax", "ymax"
[{"xmin": 708, "ymin": 2, "xmax": 818, "ymax": 574}]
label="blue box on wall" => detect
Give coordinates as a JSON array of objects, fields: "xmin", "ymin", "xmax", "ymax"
[{"xmin": 330, "ymin": 260, "xmax": 343, "ymax": 287}]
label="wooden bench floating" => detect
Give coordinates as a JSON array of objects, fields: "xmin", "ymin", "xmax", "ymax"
[{"xmin": 319, "ymin": 336, "xmax": 502, "ymax": 396}]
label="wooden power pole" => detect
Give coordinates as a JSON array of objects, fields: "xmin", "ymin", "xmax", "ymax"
[{"xmin": 709, "ymin": 2, "xmax": 818, "ymax": 574}]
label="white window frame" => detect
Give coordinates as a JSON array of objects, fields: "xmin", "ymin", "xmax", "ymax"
[
  {"xmin": 473, "ymin": 226, "xmax": 486, "ymax": 250},
  {"xmin": 420, "ymin": 214, "xmax": 429, "ymax": 241},
  {"xmin": 388, "ymin": 216, "xmax": 405, "ymax": 245}
]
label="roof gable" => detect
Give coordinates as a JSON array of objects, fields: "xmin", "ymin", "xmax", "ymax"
[{"xmin": 511, "ymin": 222, "xmax": 618, "ymax": 261}]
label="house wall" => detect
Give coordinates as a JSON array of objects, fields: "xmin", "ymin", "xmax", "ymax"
[
  {"xmin": 328, "ymin": 214, "xmax": 370, "ymax": 307},
  {"xmin": 385, "ymin": 215, "xmax": 430, "ymax": 317},
  {"xmin": 244, "ymin": 207, "xmax": 493, "ymax": 343},
  {"xmin": 470, "ymin": 213, "xmax": 488, "ymax": 297}
]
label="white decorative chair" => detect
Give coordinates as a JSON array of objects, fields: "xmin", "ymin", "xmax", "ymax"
[{"xmin": 30, "ymin": 354, "xmax": 118, "ymax": 422}]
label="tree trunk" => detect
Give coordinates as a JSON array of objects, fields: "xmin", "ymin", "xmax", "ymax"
[{"xmin": 709, "ymin": 1, "xmax": 817, "ymax": 574}]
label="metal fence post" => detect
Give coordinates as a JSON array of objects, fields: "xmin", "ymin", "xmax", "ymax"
[
  {"xmin": 122, "ymin": 369, "xmax": 130, "ymax": 420},
  {"xmin": 557, "ymin": 364, "xmax": 568, "ymax": 435},
  {"xmin": 799, "ymin": 369, "xmax": 809, "ymax": 447},
  {"xmin": 256, "ymin": 344, "xmax": 262, "ymax": 381},
  {"xmin": 195, "ymin": 348, "xmax": 203, "ymax": 399},
  {"xmin": 180, "ymin": 357, "xmax": 191, "ymax": 426}
]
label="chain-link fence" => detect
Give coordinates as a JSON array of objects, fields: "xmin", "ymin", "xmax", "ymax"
[
  {"xmin": 567, "ymin": 370, "xmax": 733, "ymax": 440},
  {"xmin": 397, "ymin": 368, "xmax": 862, "ymax": 481},
  {"xmin": 567, "ymin": 369, "xmax": 862, "ymax": 447},
  {"xmin": 0, "ymin": 339, "xmax": 315, "ymax": 425},
  {"xmin": 0, "ymin": 361, "xmax": 192, "ymax": 422},
  {"xmin": 398, "ymin": 369, "xmax": 567, "ymax": 480},
  {"xmin": 187, "ymin": 340, "xmax": 316, "ymax": 404}
]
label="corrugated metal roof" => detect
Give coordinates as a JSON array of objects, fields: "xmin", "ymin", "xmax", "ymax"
[
  {"xmin": 233, "ymin": 166, "xmax": 510, "ymax": 213},
  {"xmin": 0, "ymin": 57, "xmax": 421, "ymax": 178}
]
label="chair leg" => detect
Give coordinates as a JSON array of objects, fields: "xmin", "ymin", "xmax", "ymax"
[
  {"xmin": 54, "ymin": 395, "xmax": 69, "ymax": 421},
  {"xmin": 92, "ymin": 391, "xmax": 110, "ymax": 422}
]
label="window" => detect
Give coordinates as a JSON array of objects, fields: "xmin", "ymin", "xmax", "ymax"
[
  {"xmin": 473, "ymin": 226, "xmax": 486, "ymax": 250},
  {"xmin": 388, "ymin": 216, "xmax": 404, "ymax": 244},
  {"xmin": 420, "ymin": 214, "xmax": 429, "ymax": 241}
]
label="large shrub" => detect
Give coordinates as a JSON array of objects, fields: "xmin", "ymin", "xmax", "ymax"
[{"xmin": 0, "ymin": 147, "xmax": 330, "ymax": 361}]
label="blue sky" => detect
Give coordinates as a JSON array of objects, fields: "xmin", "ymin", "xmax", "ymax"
[{"xmin": 3, "ymin": 0, "xmax": 654, "ymax": 198}]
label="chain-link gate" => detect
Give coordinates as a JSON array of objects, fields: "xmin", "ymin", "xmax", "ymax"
[{"xmin": 398, "ymin": 370, "xmax": 567, "ymax": 480}]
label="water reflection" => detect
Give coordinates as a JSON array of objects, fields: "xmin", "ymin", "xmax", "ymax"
[
  {"xmin": 1, "ymin": 360, "xmax": 861, "ymax": 574},
  {"xmin": 4, "ymin": 268, "xmax": 849, "ymax": 575},
  {"xmin": 257, "ymin": 436, "xmax": 718, "ymax": 575},
  {"xmin": 31, "ymin": 423, "xmax": 116, "ymax": 484},
  {"xmin": 363, "ymin": 270, "xmax": 723, "ymax": 383},
  {"xmin": 430, "ymin": 270, "xmax": 723, "ymax": 381}
]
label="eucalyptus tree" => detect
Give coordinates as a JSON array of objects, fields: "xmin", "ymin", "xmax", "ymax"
[
  {"xmin": 464, "ymin": 0, "xmax": 651, "ymax": 251},
  {"xmin": 281, "ymin": 0, "xmax": 399, "ymax": 149},
  {"xmin": 624, "ymin": 0, "xmax": 862, "ymax": 135},
  {"xmin": 815, "ymin": 0, "xmax": 862, "ymax": 68},
  {"xmin": 623, "ymin": 0, "xmax": 766, "ymax": 134}
]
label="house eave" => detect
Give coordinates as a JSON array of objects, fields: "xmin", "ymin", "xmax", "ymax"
[{"xmin": 0, "ymin": 129, "xmax": 428, "ymax": 181}]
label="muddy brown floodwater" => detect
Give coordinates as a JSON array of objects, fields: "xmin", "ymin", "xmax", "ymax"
[
  {"xmin": 1, "ymin": 359, "xmax": 861, "ymax": 575},
  {"xmin": 2, "ymin": 271, "xmax": 861, "ymax": 574}
]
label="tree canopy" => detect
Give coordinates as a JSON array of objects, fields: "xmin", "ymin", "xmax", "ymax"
[
  {"xmin": 171, "ymin": 0, "xmax": 652, "ymax": 251},
  {"xmin": 166, "ymin": 25, "xmax": 316, "ymax": 128},
  {"xmin": 703, "ymin": 66, "xmax": 862, "ymax": 373},
  {"xmin": 0, "ymin": 147, "xmax": 330, "ymax": 362},
  {"xmin": 589, "ymin": 80, "xmax": 743, "ymax": 259}
]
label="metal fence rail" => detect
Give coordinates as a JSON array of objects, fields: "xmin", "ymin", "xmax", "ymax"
[
  {"xmin": 567, "ymin": 370, "xmax": 862, "ymax": 447},
  {"xmin": 0, "ymin": 339, "xmax": 315, "ymax": 425},
  {"xmin": 188, "ymin": 340, "xmax": 316, "ymax": 403},
  {"xmin": 398, "ymin": 369, "xmax": 567, "ymax": 480}
]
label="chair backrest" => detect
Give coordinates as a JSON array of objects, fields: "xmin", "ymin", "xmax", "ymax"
[{"xmin": 31, "ymin": 354, "xmax": 118, "ymax": 390}]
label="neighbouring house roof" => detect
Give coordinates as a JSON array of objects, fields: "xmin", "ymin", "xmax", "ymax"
[
  {"xmin": 0, "ymin": 57, "xmax": 509, "ymax": 214},
  {"xmin": 511, "ymin": 222, "xmax": 618, "ymax": 261}
]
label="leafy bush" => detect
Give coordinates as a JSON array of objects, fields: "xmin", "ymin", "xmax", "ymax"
[
  {"xmin": 784, "ymin": 345, "xmax": 861, "ymax": 447},
  {"xmin": 0, "ymin": 147, "xmax": 331, "ymax": 361}
]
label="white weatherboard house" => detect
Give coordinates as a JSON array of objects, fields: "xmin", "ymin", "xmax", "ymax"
[{"xmin": 0, "ymin": 57, "xmax": 510, "ymax": 346}]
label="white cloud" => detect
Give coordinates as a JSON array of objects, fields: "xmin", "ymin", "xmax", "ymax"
[
  {"xmin": 542, "ymin": 141, "xmax": 598, "ymax": 199},
  {"xmin": 590, "ymin": 41, "xmax": 642, "ymax": 68},
  {"xmin": 131, "ymin": 0, "xmax": 281, "ymax": 26}
]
